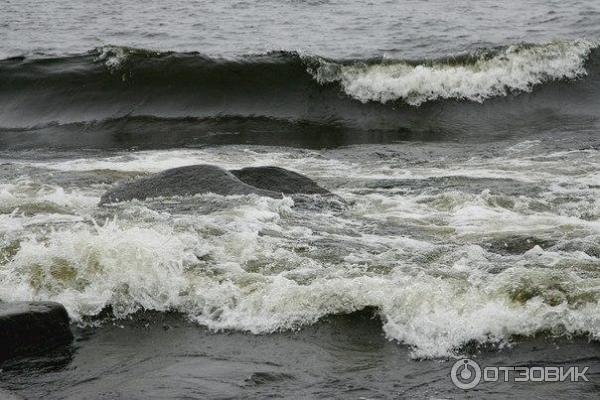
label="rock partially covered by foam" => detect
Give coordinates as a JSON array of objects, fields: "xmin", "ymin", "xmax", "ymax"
[
  {"xmin": 231, "ymin": 166, "xmax": 331, "ymax": 195},
  {"xmin": 99, "ymin": 165, "xmax": 280, "ymax": 204},
  {"xmin": 0, "ymin": 301, "xmax": 73, "ymax": 362},
  {"xmin": 100, "ymin": 164, "xmax": 330, "ymax": 204}
]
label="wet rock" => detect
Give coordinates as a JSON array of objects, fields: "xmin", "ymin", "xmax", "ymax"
[
  {"xmin": 231, "ymin": 166, "xmax": 331, "ymax": 195},
  {"xmin": 0, "ymin": 302, "xmax": 73, "ymax": 362},
  {"xmin": 482, "ymin": 235, "xmax": 556, "ymax": 255},
  {"xmin": 100, "ymin": 165, "xmax": 331, "ymax": 204},
  {"xmin": 99, "ymin": 165, "xmax": 280, "ymax": 204},
  {"xmin": 245, "ymin": 371, "xmax": 295, "ymax": 385}
]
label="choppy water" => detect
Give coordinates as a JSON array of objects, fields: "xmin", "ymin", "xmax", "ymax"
[
  {"xmin": 3, "ymin": 0, "xmax": 600, "ymax": 398},
  {"xmin": 2, "ymin": 139, "xmax": 600, "ymax": 359}
]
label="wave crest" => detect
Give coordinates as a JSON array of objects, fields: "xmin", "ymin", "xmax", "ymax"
[
  {"xmin": 1, "ymin": 40, "xmax": 599, "ymax": 134},
  {"xmin": 311, "ymin": 40, "xmax": 597, "ymax": 105}
]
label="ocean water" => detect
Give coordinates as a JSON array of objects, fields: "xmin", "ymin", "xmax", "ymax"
[{"xmin": 2, "ymin": 0, "xmax": 600, "ymax": 398}]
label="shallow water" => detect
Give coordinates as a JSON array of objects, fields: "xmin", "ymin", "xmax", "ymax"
[
  {"xmin": 2, "ymin": 138, "xmax": 600, "ymax": 361},
  {"xmin": 1, "ymin": 312, "xmax": 600, "ymax": 399}
]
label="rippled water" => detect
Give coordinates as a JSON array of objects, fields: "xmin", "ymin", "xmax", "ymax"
[{"xmin": 1, "ymin": 0, "xmax": 599, "ymax": 59}]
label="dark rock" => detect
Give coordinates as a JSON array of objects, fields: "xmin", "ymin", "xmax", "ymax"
[
  {"xmin": 230, "ymin": 166, "xmax": 331, "ymax": 195},
  {"xmin": 100, "ymin": 165, "xmax": 332, "ymax": 205},
  {"xmin": 245, "ymin": 371, "xmax": 295, "ymax": 385},
  {"xmin": 99, "ymin": 165, "xmax": 281, "ymax": 204},
  {"xmin": 482, "ymin": 235, "xmax": 556, "ymax": 255},
  {"xmin": 0, "ymin": 302, "xmax": 73, "ymax": 362}
]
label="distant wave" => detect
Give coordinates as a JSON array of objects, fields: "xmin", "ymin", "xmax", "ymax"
[
  {"xmin": 87, "ymin": 40, "xmax": 599, "ymax": 106},
  {"xmin": 1, "ymin": 40, "xmax": 600, "ymax": 148}
]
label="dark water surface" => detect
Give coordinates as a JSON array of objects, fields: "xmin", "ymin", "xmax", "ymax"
[{"xmin": 2, "ymin": 312, "xmax": 600, "ymax": 399}]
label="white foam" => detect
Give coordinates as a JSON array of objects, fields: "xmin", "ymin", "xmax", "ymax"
[
  {"xmin": 186, "ymin": 261, "xmax": 600, "ymax": 359},
  {"xmin": 312, "ymin": 40, "xmax": 596, "ymax": 105},
  {"xmin": 95, "ymin": 46, "xmax": 131, "ymax": 70},
  {"xmin": 2, "ymin": 145, "xmax": 600, "ymax": 358},
  {"xmin": 2, "ymin": 193, "xmax": 599, "ymax": 358}
]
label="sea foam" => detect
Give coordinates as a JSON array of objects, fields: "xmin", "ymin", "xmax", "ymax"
[
  {"xmin": 312, "ymin": 40, "xmax": 597, "ymax": 105},
  {"xmin": 2, "ymin": 147, "xmax": 600, "ymax": 358}
]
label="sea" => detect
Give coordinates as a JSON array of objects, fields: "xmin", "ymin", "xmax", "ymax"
[{"xmin": 2, "ymin": 0, "xmax": 600, "ymax": 398}]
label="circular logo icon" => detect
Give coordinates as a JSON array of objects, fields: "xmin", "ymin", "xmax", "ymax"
[{"xmin": 451, "ymin": 358, "xmax": 482, "ymax": 390}]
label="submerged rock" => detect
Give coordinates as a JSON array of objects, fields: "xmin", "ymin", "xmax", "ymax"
[
  {"xmin": 0, "ymin": 302, "xmax": 73, "ymax": 362},
  {"xmin": 100, "ymin": 164, "xmax": 330, "ymax": 204},
  {"xmin": 231, "ymin": 166, "xmax": 331, "ymax": 195},
  {"xmin": 99, "ymin": 165, "xmax": 280, "ymax": 204}
]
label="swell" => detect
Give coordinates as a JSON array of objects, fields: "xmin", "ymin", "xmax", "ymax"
[
  {"xmin": 1, "ymin": 41, "xmax": 600, "ymax": 147},
  {"xmin": 0, "ymin": 116, "xmax": 462, "ymax": 150}
]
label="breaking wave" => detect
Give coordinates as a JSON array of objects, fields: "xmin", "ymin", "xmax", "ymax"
[
  {"xmin": 1, "ymin": 40, "xmax": 599, "ymax": 131},
  {"xmin": 1, "ymin": 40, "xmax": 599, "ymax": 150},
  {"xmin": 313, "ymin": 40, "xmax": 597, "ymax": 105}
]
